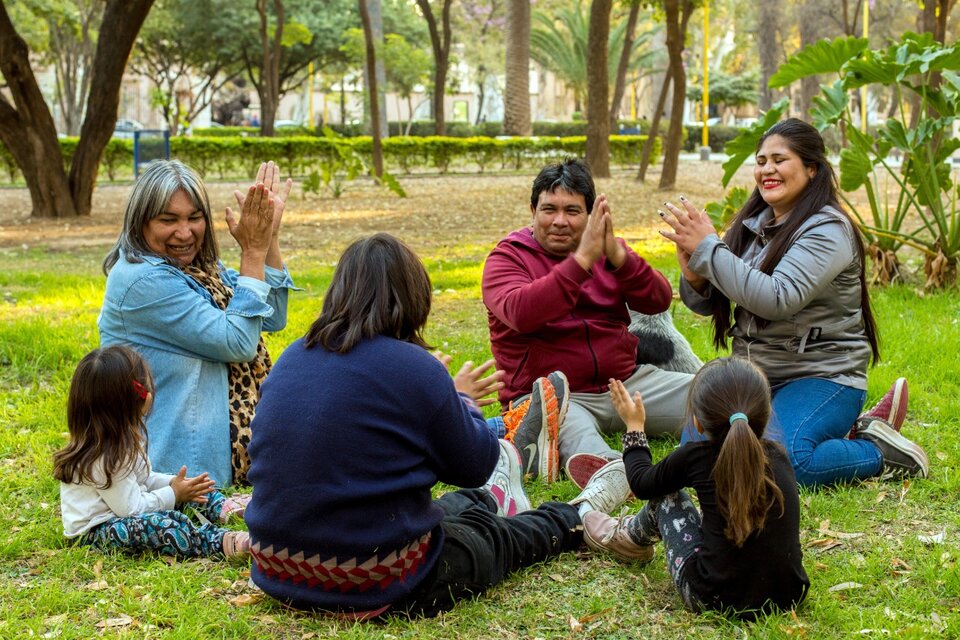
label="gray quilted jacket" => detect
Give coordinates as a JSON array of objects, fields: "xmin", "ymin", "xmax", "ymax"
[{"xmin": 680, "ymin": 205, "xmax": 871, "ymax": 390}]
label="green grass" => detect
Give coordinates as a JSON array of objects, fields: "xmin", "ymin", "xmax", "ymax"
[{"xmin": 1, "ymin": 237, "xmax": 958, "ymax": 639}]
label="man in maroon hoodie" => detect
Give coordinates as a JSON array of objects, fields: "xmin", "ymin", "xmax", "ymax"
[{"xmin": 482, "ymin": 159, "xmax": 693, "ymax": 484}]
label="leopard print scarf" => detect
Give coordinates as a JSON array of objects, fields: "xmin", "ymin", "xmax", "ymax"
[{"xmin": 183, "ymin": 264, "xmax": 272, "ymax": 487}]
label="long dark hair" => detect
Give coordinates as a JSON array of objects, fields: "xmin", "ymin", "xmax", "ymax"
[
  {"xmin": 305, "ymin": 233, "xmax": 433, "ymax": 353},
  {"xmin": 52, "ymin": 346, "xmax": 152, "ymax": 489},
  {"xmin": 709, "ymin": 118, "xmax": 879, "ymax": 363},
  {"xmin": 688, "ymin": 357, "xmax": 783, "ymax": 547}
]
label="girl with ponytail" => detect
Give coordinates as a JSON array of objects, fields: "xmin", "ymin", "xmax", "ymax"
[{"xmin": 583, "ymin": 357, "xmax": 809, "ymax": 618}]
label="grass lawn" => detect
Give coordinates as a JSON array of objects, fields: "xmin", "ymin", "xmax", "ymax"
[{"xmin": 0, "ymin": 166, "xmax": 958, "ymax": 638}]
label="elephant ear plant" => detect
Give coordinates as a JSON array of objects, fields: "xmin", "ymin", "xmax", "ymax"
[{"xmin": 766, "ymin": 33, "xmax": 960, "ymax": 289}]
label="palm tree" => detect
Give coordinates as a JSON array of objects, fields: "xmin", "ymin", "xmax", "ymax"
[
  {"xmin": 530, "ymin": 1, "xmax": 657, "ymax": 117},
  {"xmin": 504, "ymin": 0, "xmax": 532, "ymax": 135}
]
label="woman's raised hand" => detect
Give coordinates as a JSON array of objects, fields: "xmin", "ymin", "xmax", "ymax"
[
  {"xmin": 225, "ymin": 182, "xmax": 274, "ymax": 254},
  {"xmin": 233, "ymin": 161, "xmax": 293, "ymax": 238},
  {"xmin": 435, "ymin": 352, "xmax": 505, "ymax": 407},
  {"xmin": 658, "ymin": 196, "xmax": 718, "ymax": 256}
]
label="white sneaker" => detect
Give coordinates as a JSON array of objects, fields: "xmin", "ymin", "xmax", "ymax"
[
  {"xmin": 568, "ymin": 459, "xmax": 630, "ymax": 514},
  {"xmin": 483, "ymin": 440, "xmax": 532, "ymax": 516}
]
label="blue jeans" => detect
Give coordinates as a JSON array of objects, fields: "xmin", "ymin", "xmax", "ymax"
[{"xmin": 681, "ymin": 378, "xmax": 883, "ymax": 487}]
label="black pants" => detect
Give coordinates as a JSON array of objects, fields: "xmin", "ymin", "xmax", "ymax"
[{"xmin": 394, "ymin": 489, "xmax": 583, "ymax": 617}]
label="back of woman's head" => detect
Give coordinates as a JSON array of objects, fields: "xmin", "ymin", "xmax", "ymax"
[
  {"xmin": 52, "ymin": 346, "xmax": 152, "ymax": 488},
  {"xmin": 305, "ymin": 233, "xmax": 433, "ymax": 353},
  {"xmin": 688, "ymin": 357, "xmax": 784, "ymax": 547},
  {"xmin": 103, "ymin": 159, "xmax": 219, "ymax": 274}
]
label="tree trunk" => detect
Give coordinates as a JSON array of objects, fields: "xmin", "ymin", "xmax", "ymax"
[
  {"xmin": 798, "ymin": 0, "xmax": 822, "ymax": 118},
  {"xmin": 635, "ymin": 60, "xmax": 672, "ymax": 183},
  {"xmin": 757, "ymin": 0, "xmax": 780, "ymax": 111},
  {"xmin": 503, "ymin": 0, "xmax": 532, "ymax": 135},
  {"xmin": 658, "ymin": 0, "xmax": 693, "ymax": 191},
  {"xmin": 358, "ymin": 0, "xmax": 383, "ymax": 177},
  {"xmin": 257, "ymin": 0, "xmax": 284, "ymax": 137},
  {"xmin": 475, "ymin": 65, "xmax": 486, "ymax": 126},
  {"xmin": 416, "ymin": 0, "xmax": 452, "ymax": 136},
  {"xmin": 610, "ymin": 1, "xmax": 640, "ymax": 131},
  {"xmin": 1, "ymin": 0, "xmax": 153, "ymax": 218},
  {"xmin": 367, "ymin": 0, "xmax": 388, "ymax": 139},
  {"xmin": 585, "ymin": 0, "xmax": 613, "ymax": 178}
]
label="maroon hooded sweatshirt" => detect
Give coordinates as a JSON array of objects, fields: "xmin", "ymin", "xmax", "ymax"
[{"xmin": 482, "ymin": 227, "xmax": 673, "ymax": 405}]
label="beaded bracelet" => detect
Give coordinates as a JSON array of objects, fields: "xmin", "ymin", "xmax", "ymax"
[{"xmin": 622, "ymin": 430, "xmax": 649, "ymax": 452}]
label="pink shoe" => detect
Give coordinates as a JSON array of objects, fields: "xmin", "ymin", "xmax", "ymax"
[
  {"xmin": 851, "ymin": 378, "xmax": 908, "ymax": 439},
  {"xmin": 219, "ymin": 493, "xmax": 252, "ymax": 523}
]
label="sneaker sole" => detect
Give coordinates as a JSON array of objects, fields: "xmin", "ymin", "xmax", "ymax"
[
  {"xmin": 864, "ymin": 423, "xmax": 929, "ymax": 478},
  {"xmin": 542, "ymin": 372, "xmax": 568, "ymax": 484},
  {"xmin": 566, "ymin": 453, "xmax": 609, "ymax": 490}
]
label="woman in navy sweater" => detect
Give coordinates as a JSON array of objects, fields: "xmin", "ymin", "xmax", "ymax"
[{"xmin": 245, "ymin": 233, "xmax": 629, "ymax": 617}]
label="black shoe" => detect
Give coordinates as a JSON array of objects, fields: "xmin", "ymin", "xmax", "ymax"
[{"xmin": 856, "ymin": 418, "xmax": 928, "ymax": 479}]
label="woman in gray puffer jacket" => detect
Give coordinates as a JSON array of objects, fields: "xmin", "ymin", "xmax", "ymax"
[{"xmin": 659, "ymin": 118, "xmax": 927, "ymax": 487}]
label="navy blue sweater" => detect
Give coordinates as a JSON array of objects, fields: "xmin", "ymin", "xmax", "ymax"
[{"xmin": 245, "ymin": 336, "xmax": 499, "ymax": 612}]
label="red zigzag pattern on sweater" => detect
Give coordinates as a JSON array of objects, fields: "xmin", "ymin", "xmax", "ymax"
[{"xmin": 250, "ymin": 532, "xmax": 432, "ymax": 593}]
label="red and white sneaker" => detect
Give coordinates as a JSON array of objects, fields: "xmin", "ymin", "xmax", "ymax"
[
  {"xmin": 850, "ymin": 377, "xmax": 908, "ymax": 439},
  {"xmin": 565, "ymin": 452, "xmax": 611, "ymax": 490}
]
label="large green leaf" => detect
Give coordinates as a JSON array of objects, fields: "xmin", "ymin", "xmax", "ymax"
[
  {"xmin": 842, "ymin": 50, "xmax": 902, "ymax": 89},
  {"xmin": 809, "ymin": 80, "xmax": 848, "ymax": 128},
  {"xmin": 768, "ymin": 37, "xmax": 868, "ymax": 89},
  {"xmin": 838, "ymin": 127, "xmax": 877, "ymax": 193},
  {"xmin": 720, "ymin": 98, "xmax": 789, "ymax": 187}
]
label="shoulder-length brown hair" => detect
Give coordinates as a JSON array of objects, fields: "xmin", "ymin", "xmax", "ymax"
[
  {"xmin": 688, "ymin": 357, "xmax": 784, "ymax": 548},
  {"xmin": 52, "ymin": 346, "xmax": 152, "ymax": 489},
  {"xmin": 305, "ymin": 233, "xmax": 433, "ymax": 353}
]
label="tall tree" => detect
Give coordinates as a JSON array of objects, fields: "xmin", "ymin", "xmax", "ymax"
[
  {"xmin": 756, "ymin": 0, "xmax": 779, "ymax": 111},
  {"xmin": 610, "ymin": 1, "xmax": 642, "ymax": 128},
  {"xmin": 0, "ymin": 0, "xmax": 154, "ymax": 218},
  {"xmin": 130, "ymin": 0, "xmax": 237, "ymax": 134},
  {"xmin": 415, "ymin": 0, "xmax": 453, "ymax": 135},
  {"xmin": 585, "ymin": 0, "xmax": 613, "ymax": 177},
  {"xmin": 657, "ymin": 0, "xmax": 694, "ymax": 190},
  {"xmin": 503, "ymin": 0, "xmax": 531, "ymax": 134},
  {"xmin": 358, "ymin": 0, "xmax": 383, "ymax": 176},
  {"xmin": 257, "ymin": 0, "xmax": 284, "ymax": 137}
]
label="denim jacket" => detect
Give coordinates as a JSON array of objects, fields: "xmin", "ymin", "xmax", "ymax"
[
  {"xmin": 680, "ymin": 206, "xmax": 871, "ymax": 390},
  {"xmin": 98, "ymin": 251, "xmax": 295, "ymax": 485}
]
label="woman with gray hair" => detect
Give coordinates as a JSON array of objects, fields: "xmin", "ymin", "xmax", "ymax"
[{"xmin": 99, "ymin": 160, "xmax": 295, "ymax": 487}]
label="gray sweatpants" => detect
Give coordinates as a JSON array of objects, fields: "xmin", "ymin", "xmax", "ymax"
[{"xmin": 559, "ymin": 364, "xmax": 693, "ymax": 462}]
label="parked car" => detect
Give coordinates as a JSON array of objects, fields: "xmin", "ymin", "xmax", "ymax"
[{"xmin": 113, "ymin": 118, "xmax": 144, "ymax": 139}]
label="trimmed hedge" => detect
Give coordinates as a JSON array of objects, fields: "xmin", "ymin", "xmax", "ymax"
[{"xmin": 0, "ymin": 134, "xmax": 662, "ymax": 184}]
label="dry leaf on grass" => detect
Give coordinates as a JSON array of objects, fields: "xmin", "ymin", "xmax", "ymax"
[
  {"xmin": 828, "ymin": 582, "xmax": 864, "ymax": 592},
  {"xmin": 83, "ymin": 580, "xmax": 110, "ymax": 591},
  {"xmin": 806, "ymin": 538, "xmax": 843, "ymax": 551},
  {"xmin": 92, "ymin": 559, "xmax": 102, "ymax": 580},
  {"xmin": 548, "ymin": 573, "xmax": 566, "ymax": 583},
  {"xmin": 95, "ymin": 615, "xmax": 133, "ymax": 629},
  {"xmin": 567, "ymin": 615, "xmax": 582, "ymax": 632},
  {"xmin": 229, "ymin": 593, "xmax": 264, "ymax": 607},
  {"xmin": 578, "ymin": 608, "xmax": 613, "ymax": 623}
]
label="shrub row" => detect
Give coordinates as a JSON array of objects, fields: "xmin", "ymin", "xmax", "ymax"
[
  {"xmin": 191, "ymin": 120, "xmax": 661, "ymax": 139},
  {"xmin": 0, "ymin": 134, "xmax": 662, "ymax": 184}
]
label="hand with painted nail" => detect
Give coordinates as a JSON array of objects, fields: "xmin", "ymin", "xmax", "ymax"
[{"xmin": 658, "ymin": 196, "xmax": 718, "ymax": 257}]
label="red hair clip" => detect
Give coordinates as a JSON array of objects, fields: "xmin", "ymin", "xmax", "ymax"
[{"xmin": 132, "ymin": 380, "xmax": 149, "ymax": 400}]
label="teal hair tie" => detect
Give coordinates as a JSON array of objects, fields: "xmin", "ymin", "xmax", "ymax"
[{"xmin": 729, "ymin": 412, "xmax": 749, "ymax": 425}]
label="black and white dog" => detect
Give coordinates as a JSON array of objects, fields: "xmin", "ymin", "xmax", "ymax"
[{"xmin": 629, "ymin": 309, "xmax": 703, "ymax": 374}]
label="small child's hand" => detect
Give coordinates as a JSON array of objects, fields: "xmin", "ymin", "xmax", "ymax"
[
  {"xmin": 609, "ymin": 378, "xmax": 646, "ymax": 432},
  {"xmin": 170, "ymin": 466, "xmax": 216, "ymax": 504}
]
